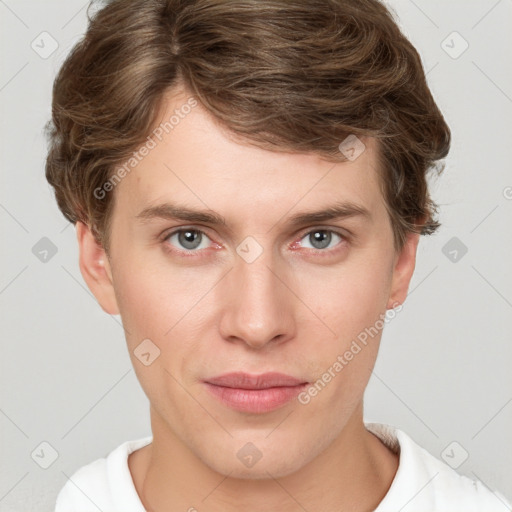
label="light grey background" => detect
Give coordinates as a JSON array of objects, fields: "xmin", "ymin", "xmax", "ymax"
[{"xmin": 1, "ymin": 0, "xmax": 511, "ymax": 510}]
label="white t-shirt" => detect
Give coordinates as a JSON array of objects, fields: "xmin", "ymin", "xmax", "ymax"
[{"xmin": 54, "ymin": 423, "xmax": 511, "ymax": 511}]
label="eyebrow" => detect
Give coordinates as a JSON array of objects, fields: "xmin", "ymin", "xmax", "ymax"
[{"xmin": 135, "ymin": 200, "xmax": 371, "ymax": 229}]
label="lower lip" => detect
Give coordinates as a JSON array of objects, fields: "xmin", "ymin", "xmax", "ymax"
[{"xmin": 204, "ymin": 382, "xmax": 308, "ymax": 413}]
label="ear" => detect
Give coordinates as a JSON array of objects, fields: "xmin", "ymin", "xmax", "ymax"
[
  {"xmin": 387, "ymin": 232, "xmax": 421, "ymax": 309},
  {"xmin": 75, "ymin": 221, "xmax": 119, "ymax": 315}
]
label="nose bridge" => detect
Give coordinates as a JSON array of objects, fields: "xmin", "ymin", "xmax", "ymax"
[{"xmin": 219, "ymin": 242, "xmax": 295, "ymax": 348}]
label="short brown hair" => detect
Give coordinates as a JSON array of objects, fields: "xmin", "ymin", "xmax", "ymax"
[{"xmin": 45, "ymin": 0, "xmax": 450, "ymax": 254}]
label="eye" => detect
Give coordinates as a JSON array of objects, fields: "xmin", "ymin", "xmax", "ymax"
[
  {"xmin": 164, "ymin": 228, "xmax": 213, "ymax": 252},
  {"xmin": 297, "ymin": 229, "xmax": 345, "ymax": 251},
  {"xmin": 162, "ymin": 227, "xmax": 346, "ymax": 256}
]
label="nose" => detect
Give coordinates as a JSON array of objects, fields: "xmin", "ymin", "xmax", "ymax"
[{"xmin": 218, "ymin": 247, "xmax": 297, "ymax": 350}]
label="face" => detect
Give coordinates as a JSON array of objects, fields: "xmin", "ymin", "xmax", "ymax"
[{"xmin": 78, "ymin": 86, "xmax": 418, "ymax": 479}]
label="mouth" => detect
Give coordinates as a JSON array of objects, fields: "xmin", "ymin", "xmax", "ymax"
[{"xmin": 203, "ymin": 372, "xmax": 309, "ymax": 413}]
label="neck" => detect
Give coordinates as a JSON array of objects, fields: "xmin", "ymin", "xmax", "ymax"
[{"xmin": 130, "ymin": 402, "xmax": 398, "ymax": 512}]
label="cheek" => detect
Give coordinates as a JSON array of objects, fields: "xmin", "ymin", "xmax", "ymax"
[
  {"xmin": 299, "ymin": 256, "xmax": 392, "ymax": 340},
  {"xmin": 111, "ymin": 264, "xmax": 199, "ymax": 408},
  {"xmin": 112, "ymin": 253, "xmax": 191, "ymax": 334},
  {"xmin": 298, "ymin": 271, "xmax": 387, "ymax": 418},
  {"xmin": 113, "ymin": 272, "xmax": 167, "ymax": 343},
  {"xmin": 111, "ymin": 259, "xmax": 218, "ymax": 380},
  {"xmin": 292, "ymin": 254, "xmax": 392, "ymax": 399}
]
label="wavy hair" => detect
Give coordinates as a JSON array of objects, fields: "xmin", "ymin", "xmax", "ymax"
[{"xmin": 45, "ymin": 0, "xmax": 451, "ymax": 254}]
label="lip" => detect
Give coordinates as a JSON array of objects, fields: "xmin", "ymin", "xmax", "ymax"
[
  {"xmin": 206, "ymin": 371, "xmax": 306, "ymax": 389},
  {"xmin": 204, "ymin": 372, "xmax": 308, "ymax": 413}
]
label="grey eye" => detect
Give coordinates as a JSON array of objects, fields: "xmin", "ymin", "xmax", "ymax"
[
  {"xmin": 167, "ymin": 229, "xmax": 210, "ymax": 251},
  {"xmin": 301, "ymin": 230, "xmax": 341, "ymax": 250},
  {"xmin": 178, "ymin": 230, "xmax": 202, "ymax": 250}
]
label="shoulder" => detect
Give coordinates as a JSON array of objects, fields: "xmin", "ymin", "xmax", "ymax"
[
  {"xmin": 55, "ymin": 456, "xmax": 110, "ymax": 512},
  {"xmin": 366, "ymin": 423, "xmax": 511, "ymax": 512},
  {"xmin": 54, "ymin": 436, "xmax": 152, "ymax": 512}
]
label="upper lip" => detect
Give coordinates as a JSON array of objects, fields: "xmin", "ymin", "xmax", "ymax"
[{"xmin": 205, "ymin": 372, "xmax": 307, "ymax": 389}]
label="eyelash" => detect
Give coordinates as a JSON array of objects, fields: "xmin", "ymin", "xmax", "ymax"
[{"xmin": 160, "ymin": 226, "xmax": 348, "ymax": 257}]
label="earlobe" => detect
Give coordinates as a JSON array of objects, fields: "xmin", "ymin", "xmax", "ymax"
[
  {"xmin": 75, "ymin": 221, "xmax": 119, "ymax": 315},
  {"xmin": 387, "ymin": 232, "xmax": 421, "ymax": 310}
]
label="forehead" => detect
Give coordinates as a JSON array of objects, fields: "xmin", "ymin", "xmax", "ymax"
[{"xmin": 112, "ymin": 87, "xmax": 386, "ymax": 226}]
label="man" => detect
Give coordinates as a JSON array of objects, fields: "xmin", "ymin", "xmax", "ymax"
[{"xmin": 45, "ymin": 0, "xmax": 511, "ymax": 510}]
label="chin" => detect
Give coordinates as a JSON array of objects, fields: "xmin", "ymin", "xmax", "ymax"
[
  {"xmin": 196, "ymin": 436, "xmax": 316, "ymax": 480},
  {"xmin": 209, "ymin": 456, "xmax": 304, "ymax": 480}
]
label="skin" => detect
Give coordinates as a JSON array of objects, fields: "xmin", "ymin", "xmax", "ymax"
[{"xmin": 76, "ymin": 85, "xmax": 420, "ymax": 512}]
